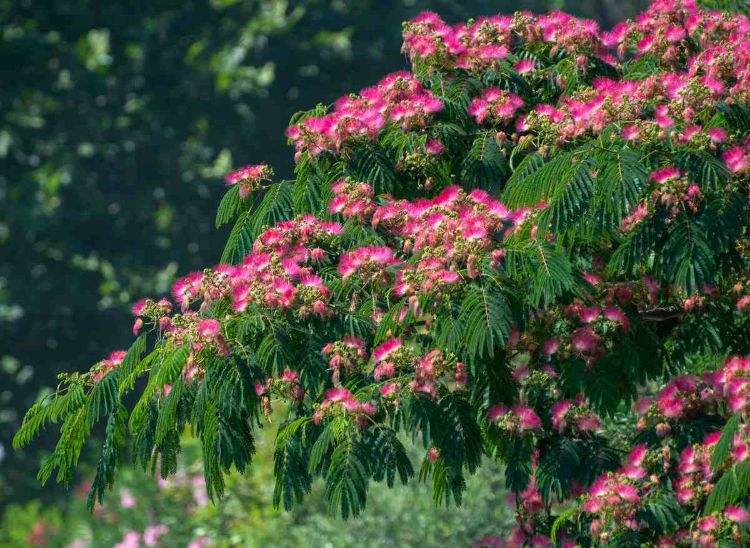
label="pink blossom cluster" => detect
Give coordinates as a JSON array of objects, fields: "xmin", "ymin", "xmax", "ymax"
[
  {"xmin": 723, "ymin": 140, "xmax": 750, "ymax": 174},
  {"xmin": 328, "ymin": 178, "xmax": 376, "ymax": 220},
  {"xmin": 668, "ymin": 441, "xmax": 750, "ymax": 544},
  {"xmin": 468, "ymin": 88, "xmax": 524, "ymax": 125},
  {"xmin": 410, "ymin": 348, "xmax": 450, "ymax": 398},
  {"xmin": 635, "ymin": 373, "xmax": 720, "ymax": 435},
  {"xmin": 715, "ymin": 355, "xmax": 750, "ymax": 415},
  {"xmin": 160, "ymin": 314, "xmax": 230, "ymax": 370},
  {"xmin": 171, "ymin": 215, "xmax": 341, "ymax": 319},
  {"xmin": 401, "ymin": 12, "xmax": 514, "ymax": 72},
  {"xmin": 224, "ymin": 163, "xmax": 273, "ymax": 199},
  {"xmin": 329, "ymin": 184, "xmax": 529, "ymax": 299},
  {"xmin": 90, "ymin": 350, "xmax": 127, "ymax": 383},
  {"xmin": 550, "ymin": 395, "xmax": 602, "ymax": 435},
  {"xmin": 322, "ymin": 336, "xmax": 368, "ymax": 383},
  {"xmin": 505, "ymin": 477, "xmax": 556, "ymax": 548},
  {"xmin": 487, "ymin": 404, "xmax": 542, "ymax": 434},
  {"xmin": 650, "ymin": 166, "xmax": 702, "ymax": 220},
  {"xmin": 402, "ymin": 10, "xmax": 607, "ymax": 73},
  {"xmin": 634, "ymin": 356, "xmax": 750, "ymax": 437},
  {"xmin": 130, "ymin": 297, "xmax": 172, "ymax": 335},
  {"xmin": 371, "ymin": 186, "xmax": 525, "ymax": 298},
  {"xmin": 338, "ymin": 245, "xmax": 400, "ymax": 282},
  {"xmin": 313, "ymin": 387, "xmax": 376, "ymax": 428},
  {"xmin": 583, "ymin": 445, "xmax": 652, "ymax": 539},
  {"xmin": 255, "ymin": 368, "xmax": 305, "ymax": 402},
  {"xmin": 370, "ymin": 338, "xmax": 464, "ymax": 399},
  {"xmin": 518, "ymin": 70, "xmax": 731, "ymax": 146},
  {"xmin": 612, "ymin": 0, "xmax": 750, "ymax": 73},
  {"xmin": 518, "ymin": 4, "xmax": 748, "ymax": 150},
  {"xmin": 674, "ymin": 431, "xmax": 720, "ymax": 507},
  {"xmin": 285, "ymin": 71, "xmax": 442, "ymax": 158},
  {"xmin": 558, "ymin": 300, "xmax": 630, "ymax": 366}
]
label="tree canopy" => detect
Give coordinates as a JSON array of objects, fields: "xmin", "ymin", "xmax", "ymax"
[{"xmin": 12, "ymin": 0, "xmax": 750, "ymax": 544}]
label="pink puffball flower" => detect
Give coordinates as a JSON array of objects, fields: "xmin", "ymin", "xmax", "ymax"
[
  {"xmin": 725, "ymin": 505, "xmax": 750, "ymax": 523},
  {"xmin": 373, "ymin": 337, "xmax": 402, "ymax": 362},
  {"xmin": 197, "ymin": 318, "xmax": 221, "ymax": 338},
  {"xmin": 515, "ymin": 59, "xmax": 536, "ymax": 74}
]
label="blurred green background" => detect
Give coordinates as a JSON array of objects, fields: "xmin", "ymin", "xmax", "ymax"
[{"xmin": 0, "ymin": 0, "xmax": 647, "ymax": 545}]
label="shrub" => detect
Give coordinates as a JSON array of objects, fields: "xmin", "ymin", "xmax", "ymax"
[{"xmin": 15, "ymin": 0, "xmax": 750, "ymax": 544}]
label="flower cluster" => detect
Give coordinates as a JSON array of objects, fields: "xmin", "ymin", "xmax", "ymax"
[
  {"xmin": 716, "ymin": 355, "xmax": 750, "ymax": 415},
  {"xmin": 171, "ymin": 215, "xmax": 341, "ymax": 322},
  {"xmin": 338, "ymin": 246, "xmax": 400, "ymax": 283},
  {"xmin": 401, "ymin": 12, "xmax": 514, "ymax": 73},
  {"xmin": 322, "ymin": 336, "xmax": 368, "ymax": 383},
  {"xmin": 402, "ymin": 10, "xmax": 608, "ymax": 73},
  {"xmin": 370, "ymin": 186, "xmax": 525, "ymax": 298},
  {"xmin": 468, "ymin": 88, "xmax": 524, "ymax": 125},
  {"xmin": 561, "ymin": 300, "xmax": 631, "ymax": 366},
  {"xmin": 90, "ymin": 350, "xmax": 127, "ymax": 384},
  {"xmin": 130, "ymin": 297, "xmax": 172, "ymax": 335},
  {"xmin": 225, "ymin": 163, "xmax": 273, "ymax": 199},
  {"xmin": 163, "ymin": 314, "xmax": 230, "ymax": 362},
  {"xmin": 635, "ymin": 373, "xmax": 720, "ymax": 435},
  {"xmin": 674, "ymin": 431, "xmax": 720, "ymax": 507},
  {"xmin": 286, "ymin": 72, "xmax": 442, "ymax": 158},
  {"xmin": 550, "ymin": 395, "xmax": 601, "ymax": 435},
  {"xmin": 313, "ymin": 387, "xmax": 376, "ymax": 427},
  {"xmin": 487, "ymin": 404, "xmax": 542, "ymax": 434},
  {"xmin": 582, "ymin": 445, "xmax": 653, "ymax": 539},
  {"xmin": 328, "ymin": 178, "xmax": 376, "ymax": 220}
]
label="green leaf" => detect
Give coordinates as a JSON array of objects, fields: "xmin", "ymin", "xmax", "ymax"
[
  {"xmin": 461, "ymin": 131, "xmax": 508, "ymax": 192},
  {"xmin": 215, "ymin": 184, "xmax": 243, "ymax": 228},
  {"xmin": 324, "ymin": 437, "xmax": 370, "ymax": 518},
  {"xmin": 458, "ymin": 284, "xmax": 512, "ymax": 359},
  {"xmin": 703, "ymin": 460, "xmax": 750, "ymax": 514},
  {"xmin": 711, "ymin": 415, "xmax": 740, "ymax": 471}
]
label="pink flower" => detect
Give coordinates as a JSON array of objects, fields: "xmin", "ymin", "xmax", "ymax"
[
  {"xmin": 651, "ymin": 166, "xmax": 680, "ymax": 184},
  {"xmin": 627, "ymin": 445, "xmax": 648, "ymax": 467},
  {"xmin": 582, "ymin": 271, "xmax": 601, "ymax": 286},
  {"xmin": 373, "ymin": 337, "xmax": 402, "ymax": 362},
  {"xmin": 579, "ymin": 306, "xmax": 601, "ymax": 323},
  {"xmin": 197, "ymin": 319, "xmax": 221, "ymax": 338},
  {"xmin": 325, "ymin": 387, "xmax": 353, "ymax": 402},
  {"xmin": 380, "ymin": 382, "xmax": 398, "ymax": 397},
  {"xmin": 542, "ymin": 337, "xmax": 559, "ymax": 356},
  {"xmin": 119, "ymin": 488, "xmax": 136, "ymax": 508},
  {"xmin": 725, "ymin": 505, "xmax": 750, "ymax": 523},
  {"xmin": 603, "ymin": 306, "xmax": 629, "ymax": 331},
  {"xmin": 143, "ymin": 524, "xmax": 169, "ymax": 546},
  {"xmin": 551, "ymin": 400, "xmax": 572, "ymax": 430},
  {"xmin": 514, "ymin": 405, "xmax": 542, "ymax": 431},
  {"xmin": 115, "ymin": 531, "xmax": 141, "ymax": 548},
  {"xmin": 571, "ymin": 327, "xmax": 599, "ymax": 353},
  {"xmin": 131, "ymin": 298, "xmax": 148, "ymax": 316},
  {"xmin": 515, "ymin": 59, "xmax": 536, "ymax": 74},
  {"xmin": 621, "ymin": 124, "xmax": 640, "ymax": 141},
  {"xmin": 707, "ymin": 127, "xmax": 727, "ymax": 143},
  {"xmin": 425, "ymin": 138, "xmax": 445, "ymax": 155},
  {"xmin": 487, "ymin": 404, "xmax": 508, "ymax": 423},
  {"xmin": 723, "ymin": 146, "xmax": 748, "ymax": 173}
]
